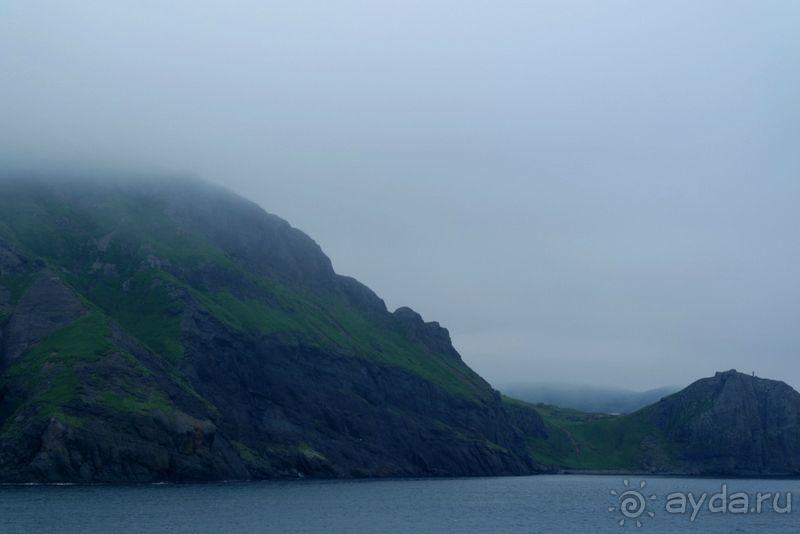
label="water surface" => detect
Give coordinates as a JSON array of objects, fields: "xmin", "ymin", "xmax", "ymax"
[{"xmin": 2, "ymin": 475, "xmax": 797, "ymax": 533}]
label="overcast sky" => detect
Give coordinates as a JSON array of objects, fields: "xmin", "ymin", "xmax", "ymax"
[{"xmin": 1, "ymin": 1, "xmax": 799, "ymax": 390}]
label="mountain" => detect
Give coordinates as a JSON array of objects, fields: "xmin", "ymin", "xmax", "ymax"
[
  {"xmin": 527, "ymin": 370, "xmax": 800, "ymax": 476},
  {"xmin": 502, "ymin": 383, "xmax": 678, "ymax": 414},
  {"xmin": 2, "ymin": 175, "xmax": 798, "ymax": 482},
  {"xmin": 0, "ymin": 175, "xmax": 547, "ymax": 482}
]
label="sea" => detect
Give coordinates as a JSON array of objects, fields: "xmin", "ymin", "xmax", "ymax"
[{"xmin": 1, "ymin": 474, "xmax": 797, "ymax": 533}]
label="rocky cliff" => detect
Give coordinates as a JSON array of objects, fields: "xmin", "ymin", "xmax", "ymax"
[
  {"xmin": 0, "ymin": 175, "xmax": 546, "ymax": 482},
  {"xmin": 636, "ymin": 370, "xmax": 800, "ymax": 475}
]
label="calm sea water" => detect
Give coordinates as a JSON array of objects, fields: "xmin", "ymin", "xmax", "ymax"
[{"xmin": 1, "ymin": 475, "xmax": 797, "ymax": 533}]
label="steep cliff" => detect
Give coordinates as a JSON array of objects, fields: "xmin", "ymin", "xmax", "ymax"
[
  {"xmin": 0, "ymin": 175, "xmax": 546, "ymax": 482},
  {"xmin": 636, "ymin": 370, "xmax": 800, "ymax": 475}
]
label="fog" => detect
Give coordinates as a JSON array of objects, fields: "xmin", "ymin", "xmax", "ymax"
[{"xmin": 1, "ymin": 1, "xmax": 798, "ymax": 390}]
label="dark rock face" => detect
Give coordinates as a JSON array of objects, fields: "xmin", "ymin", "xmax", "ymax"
[
  {"xmin": 3, "ymin": 272, "xmax": 85, "ymax": 364},
  {"xmin": 0, "ymin": 239, "xmax": 34, "ymax": 275},
  {"xmin": 180, "ymin": 305, "xmax": 540, "ymax": 478},
  {"xmin": 639, "ymin": 370, "xmax": 800, "ymax": 475},
  {"xmin": 0, "ymin": 285, "xmax": 9, "ymax": 314},
  {"xmin": 337, "ymin": 276, "xmax": 387, "ymax": 316},
  {"xmin": 0, "ymin": 275, "xmax": 545, "ymax": 482},
  {"xmin": 2, "ymin": 411, "xmax": 249, "ymax": 483},
  {"xmin": 393, "ymin": 307, "xmax": 463, "ymax": 360}
]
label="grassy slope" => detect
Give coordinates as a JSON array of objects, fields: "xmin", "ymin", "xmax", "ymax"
[
  {"xmin": 503, "ymin": 396, "xmax": 668, "ymax": 471},
  {"xmin": 0, "ymin": 311, "xmax": 178, "ymax": 436}
]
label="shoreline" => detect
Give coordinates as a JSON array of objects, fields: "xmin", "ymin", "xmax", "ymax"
[{"xmin": 3, "ymin": 470, "xmax": 800, "ymax": 487}]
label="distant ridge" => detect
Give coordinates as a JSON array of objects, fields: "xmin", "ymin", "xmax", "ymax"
[{"xmin": 502, "ymin": 383, "xmax": 678, "ymax": 414}]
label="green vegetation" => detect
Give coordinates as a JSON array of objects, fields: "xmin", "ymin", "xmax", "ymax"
[
  {"xmin": 297, "ymin": 442, "xmax": 327, "ymax": 462},
  {"xmin": 35, "ymin": 369, "xmax": 81, "ymax": 417},
  {"xmin": 6, "ymin": 313, "xmax": 114, "ymax": 382},
  {"xmin": 0, "ymin": 309, "xmax": 179, "ymax": 430},
  {"xmin": 231, "ymin": 441, "xmax": 328, "ymax": 467},
  {"xmin": 96, "ymin": 391, "xmax": 173, "ymax": 415},
  {"xmin": 0, "ymin": 274, "xmax": 36, "ymax": 305},
  {"xmin": 502, "ymin": 397, "xmax": 664, "ymax": 471},
  {"xmin": 232, "ymin": 441, "xmax": 260, "ymax": 464},
  {"xmin": 0, "ymin": 314, "xmax": 112, "ymax": 431},
  {"xmin": 78, "ymin": 270, "xmax": 185, "ymax": 364},
  {"xmin": 233, "ymin": 441, "xmax": 328, "ymax": 466}
]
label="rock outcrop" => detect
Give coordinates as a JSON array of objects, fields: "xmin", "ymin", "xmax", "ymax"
[
  {"xmin": 638, "ymin": 370, "xmax": 800, "ymax": 475},
  {"xmin": 3, "ymin": 271, "xmax": 85, "ymax": 364}
]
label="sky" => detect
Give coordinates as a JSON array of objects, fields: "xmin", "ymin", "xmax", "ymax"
[{"xmin": 1, "ymin": 1, "xmax": 799, "ymax": 390}]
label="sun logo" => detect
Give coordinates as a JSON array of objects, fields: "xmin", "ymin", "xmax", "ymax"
[{"xmin": 608, "ymin": 479, "xmax": 657, "ymax": 527}]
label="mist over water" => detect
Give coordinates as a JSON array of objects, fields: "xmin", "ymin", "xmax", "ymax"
[{"xmin": 1, "ymin": 1, "xmax": 799, "ymax": 390}]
